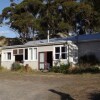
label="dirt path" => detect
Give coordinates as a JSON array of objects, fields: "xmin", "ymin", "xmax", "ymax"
[{"xmin": 0, "ymin": 72, "xmax": 100, "ymax": 100}]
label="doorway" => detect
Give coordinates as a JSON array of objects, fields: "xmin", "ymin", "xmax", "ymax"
[
  {"xmin": 39, "ymin": 51, "xmax": 53, "ymax": 70},
  {"xmin": 47, "ymin": 52, "xmax": 53, "ymax": 69},
  {"xmin": 15, "ymin": 55, "xmax": 23, "ymax": 63}
]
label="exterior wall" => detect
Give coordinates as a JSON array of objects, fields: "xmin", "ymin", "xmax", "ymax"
[
  {"xmin": 1, "ymin": 61, "xmax": 14, "ymax": 69},
  {"xmin": 1, "ymin": 43, "xmax": 77, "ymax": 70},
  {"xmin": 1, "ymin": 49, "xmax": 15, "ymax": 69},
  {"xmin": 38, "ymin": 45, "xmax": 71, "ymax": 66},
  {"xmin": 78, "ymin": 41, "xmax": 100, "ymax": 61},
  {"xmin": 24, "ymin": 61, "xmax": 38, "ymax": 70},
  {"xmin": 38, "ymin": 45, "xmax": 53, "ymax": 52}
]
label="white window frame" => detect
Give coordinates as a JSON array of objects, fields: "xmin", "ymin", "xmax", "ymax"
[
  {"xmin": 61, "ymin": 46, "xmax": 67, "ymax": 59},
  {"xmin": 24, "ymin": 48, "xmax": 28, "ymax": 61},
  {"xmin": 2, "ymin": 50, "xmax": 13, "ymax": 61},
  {"xmin": 54, "ymin": 45, "xmax": 68, "ymax": 60},
  {"xmin": 24, "ymin": 47, "xmax": 38, "ymax": 61}
]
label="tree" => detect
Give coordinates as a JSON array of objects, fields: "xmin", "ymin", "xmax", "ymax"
[
  {"xmin": 80, "ymin": 0, "xmax": 100, "ymax": 32},
  {"xmin": 1, "ymin": 0, "xmax": 100, "ymax": 43}
]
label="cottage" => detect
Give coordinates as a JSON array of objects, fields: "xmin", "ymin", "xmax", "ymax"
[{"xmin": 0, "ymin": 33, "xmax": 100, "ymax": 70}]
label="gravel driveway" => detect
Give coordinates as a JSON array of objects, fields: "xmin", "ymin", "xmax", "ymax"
[
  {"xmin": 0, "ymin": 73, "xmax": 72, "ymax": 100},
  {"xmin": 0, "ymin": 72, "xmax": 100, "ymax": 100}
]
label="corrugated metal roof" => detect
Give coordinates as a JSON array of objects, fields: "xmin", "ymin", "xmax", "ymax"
[
  {"xmin": 25, "ymin": 33, "xmax": 100, "ymax": 46},
  {"xmin": 76, "ymin": 33, "xmax": 100, "ymax": 42},
  {"xmin": 1, "ymin": 33, "xmax": 100, "ymax": 49}
]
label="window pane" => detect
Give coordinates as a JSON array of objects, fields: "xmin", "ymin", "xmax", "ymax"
[
  {"xmin": 13, "ymin": 50, "xmax": 17, "ymax": 55},
  {"xmin": 19, "ymin": 49, "xmax": 23, "ymax": 54},
  {"xmin": 55, "ymin": 47, "xmax": 60, "ymax": 53},
  {"xmin": 62, "ymin": 53, "xmax": 67, "ymax": 59},
  {"xmin": 7, "ymin": 52, "xmax": 11, "ymax": 60},
  {"xmin": 55, "ymin": 54, "xmax": 60, "ymax": 59},
  {"xmin": 40, "ymin": 63, "xmax": 45, "ymax": 69},
  {"xmin": 25, "ymin": 49, "xmax": 28, "ymax": 60},
  {"xmin": 34, "ymin": 48, "xmax": 37, "ymax": 60},
  {"xmin": 40, "ymin": 53, "xmax": 44, "ymax": 62},
  {"xmin": 29, "ymin": 48, "xmax": 33, "ymax": 60},
  {"xmin": 61, "ymin": 47, "xmax": 67, "ymax": 52}
]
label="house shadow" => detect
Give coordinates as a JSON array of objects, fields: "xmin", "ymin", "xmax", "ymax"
[
  {"xmin": 89, "ymin": 91, "xmax": 100, "ymax": 100},
  {"xmin": 49, "ymin": 89, "xmax": 75, "ymax": 100}
]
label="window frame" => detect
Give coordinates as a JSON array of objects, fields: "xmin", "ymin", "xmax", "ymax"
[
  {"xmin": 7, "ymin": 52, "xmax": 11, "ymax": 60},
  {"xmin": 54, "ymin": 45, "xmax": 68, "ymax": 60},
  {"xmin": 2, "ymin": 51, "xmax": 12, "ymax": 61},
  {"xmin": 24, "ymin": 47, "xmax": 38, "ymax": 61}
]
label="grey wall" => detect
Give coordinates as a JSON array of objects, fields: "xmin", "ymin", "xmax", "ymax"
[{"xmin": 78, "ymin": 41, "xmax": 100, "ymax": 61}]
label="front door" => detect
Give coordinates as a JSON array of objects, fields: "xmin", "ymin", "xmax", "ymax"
[
  {"xmin": 39, "ymin": 52, "xmax": 53, "ymax": 70},
  {"xmin": 39, "ymin": 52, "xmax": 47, "ymax": 70}
]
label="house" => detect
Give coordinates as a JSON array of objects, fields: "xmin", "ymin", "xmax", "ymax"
[{"xmin": 0, "ymin": 33, "xmax": 100, "ymax": 70}]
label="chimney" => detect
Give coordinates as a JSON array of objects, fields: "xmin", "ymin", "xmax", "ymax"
[{"xmin": 47, "ymin": 30, "xmax": 50, "ymax": 43}]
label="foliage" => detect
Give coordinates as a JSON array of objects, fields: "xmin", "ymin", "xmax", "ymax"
[
  {"xmin": 50, "ymin": 63, "xmax": 70, "ymax": 74},
  {"xmin": 11, "ymin": 62, "xmax": 24, "ymax": 71},
  {"xmin": 70, "ymin": 65, "xmax": 100, "ymax": 74},
  {"xmin": 0, "ymin": 0, "xmax": 99, "ymax": 43},
  {"xmin": 50, "ymin": 62, "xmax": 100, "ymax": 74}
]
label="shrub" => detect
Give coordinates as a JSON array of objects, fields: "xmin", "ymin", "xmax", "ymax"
[
  {"xmin": 50, "ymin": 66, "xmax": 60, "ymax": 73},
  {"xmin": 59, "ymin": 64, "xmax": 70, "ymax": 74},
  {"xmin": 50, "ymin": 64, "xmax": 70, "ymax": 74},
  {"xmin": 70, "ymin": 65, "xmax": 100, "ymax": 74},
  {"xmin": 11, "ymin": 62, "xmax": 24, "ymax": 71}
]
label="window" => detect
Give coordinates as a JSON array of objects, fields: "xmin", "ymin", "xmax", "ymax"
[
  {"xmin": 61, "ymin": 47, "xmax": 67, "ymax": 59},
  {"xmin": 13, "ymin": 50, "xmax": 17, "ymax": 55},
  {"xmin": 25, "ymin": 48, "xmax": 37, "ymax": 61},
  {"xmin": 25, "ymin": 49, "xmax": 28, "ymax": 60},
  {"xmin": 55, "ymin": 47, "xmax": 60, "ymax": 59},
  {"xmin": 55, "ymin": 46, "xmax": 67, "ymax": 59},
  {"xmin": 34, "ymin": 48, "xmax": 37, "ymax": 60},
  {"xmin": 19, "ymin": 49, "xmax": 23, "ymax": 54},
  {"xmin": 7, "ymin": 52, "xmax": 11, "ymax": 60},
  {"xmin": 29, "ymin": 48, "xmax": 33, "ymax": 60}
]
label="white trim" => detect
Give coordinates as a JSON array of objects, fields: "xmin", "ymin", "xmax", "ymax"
[
  {"xmin": 1, "ymin": 49, "xmax": 13, "ymax": 61},
  {"xmin": 54, "ymin": 45, "xmax": 68, "ymax": 60},
  {"xmin": 24, "ymin": 47, "xmax": 38, "ymax": 61}
]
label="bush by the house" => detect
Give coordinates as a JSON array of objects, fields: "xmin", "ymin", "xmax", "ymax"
[
  {"xmin": 50, "ymin": 64, "xmax": 70, "ymax": 74},
  {"xmin": 50, "ymin": 63, "xmax": 100, "ymax": 74},
  {"xmin": 11, "ymin": 62, "xmax": 24, "ymax": 71},
  {"xmin": 70, "ymin": 65, "xmax": 100, "ymax": 74}
]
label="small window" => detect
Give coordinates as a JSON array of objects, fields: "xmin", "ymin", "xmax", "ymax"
[
  {"xmin": 55, "ymin": 47, "xmax": 60, "ymax": 59},
  {"xmin": 55, "ymin": 54, "xmax": 60, "ymax": 59},
  {"xmin": 29, "ymin": 48, "xmax": 33, "ymax": 60},
  {"xmin": 19, "ymin": 49, "xmax": 23, "ymax": 54},
  {"xmin": 55, "ymin": 47, "xmax": 60, "ymax": 53},
  {"xmin": 61, "ymin": 47, "xmax": 67, "ymax": 52},
  {"xmin": 7, "ymin": 52, "xmax": 11, "ymax": 60},
  {"xmin": 55, "ymin": 46, "xmax": 67, "ymax": 60},
  {"xmin": 13, "ymin": 50, "xmax": 17, "ymax": 55},
  {"xmin": 25, "ymin": 49, "xmax": 28, "ymax": 60},
  {"xmin": 61, "ymin": 47, "xmax": 67, "ymax": 59},
  {"xmin": 61, "ymin": 53, "xmax": 67, "ymax": 59},
  {"xmin": 34, "ymin": 48, "xmax": 37, "ymax": 60}
]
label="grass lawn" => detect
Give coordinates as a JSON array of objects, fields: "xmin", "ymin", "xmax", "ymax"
[{"xmin": 0, "ymin": 71, "xmax": 100, "ymax": 100}]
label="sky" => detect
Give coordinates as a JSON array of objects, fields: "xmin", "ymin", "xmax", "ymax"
[{"xmin": 0, "ymin": 0, "xmax": 21, "ymax": 38}]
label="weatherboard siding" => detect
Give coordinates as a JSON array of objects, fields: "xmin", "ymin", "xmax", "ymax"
[{"xmin": 78, "ymin": 41, "xmax": 100, "ymax": 60}]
